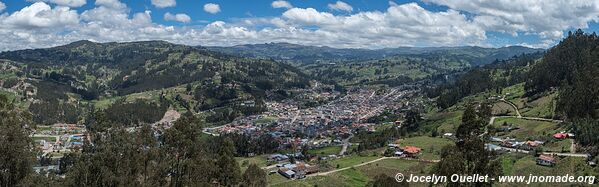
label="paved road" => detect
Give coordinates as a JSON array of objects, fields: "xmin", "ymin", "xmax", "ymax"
[{"xmin": 338, "ymin": 134, "xmax": 353, "ymax": 156}]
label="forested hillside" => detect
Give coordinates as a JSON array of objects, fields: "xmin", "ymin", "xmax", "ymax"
[
  {"xmin": 304, "ymin": 50, "xmax": 544, "ymax": 86},
  {"xmin": 0, "ymin": 40, "xmax": 312, "ymax": 126},
  {"xmin": 428, "ymin": 30, "xmax": 599, "ymax": 156},
  {"xmin": 429, "ymin": 52, "xmax": 543, "ymax": 109},
  {"xmin": 525, "ymin": 30, "xmax": 599, "ymax": 120}
]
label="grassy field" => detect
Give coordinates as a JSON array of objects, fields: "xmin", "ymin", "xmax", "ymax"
[
  {"xmin": 328, "ymin": 155, "xmax": 380, "ymax": 169},
  {"xmin": 521, "ymin": 92, "xmax": 557, "ymax": 118},
  {"xmin": 307, "ymin": 146, "xmax": 342, "ymax": 156},
  {"xmin": 493, "ymin": 102, "xmax": 518, "ymax": 116},
  {"xmin": 270, "ymin": 159, "xmax": 435, "ymax": 187},
  {"xmin": 236, "ymin": 155, "xmax": 269, "ymax": 172},
  {"xmin": 397, "ymin": 136, "xmax": 454, "ymax": 160},
  {"xmin": 493, "ymin": 118, "xmax": 559, "ymax": 140},
  {"xmin": 542, "ymin": 139, "xmax": 572, "ymax": 153},
  {"xmin": 357, "ymin": 158, "xmax": 434, "ymax": 179},
  {"xmin": 499, "ymin": 154, "xmax": 597, "ymax": 187},
  {"xmin": 423, "ymin": 110, "xmax": 463, "ymax": 133}
]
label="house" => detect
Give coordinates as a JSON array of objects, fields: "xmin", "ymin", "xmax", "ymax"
[
  {"xmin": 268, "ymin": 154, "xmax": 289, "ymax": 162},
  {"xmin": 394, "ymin": 120, "xmax": 403, "ymax": 126},
  {"xmin": 402, "ymin": 146, "xmax": 421, "ymax": 158},
  {"xmin": 443, "ymin": 133, "xmax": 453, "ymax": 138},
  {"xmin": 553, "ymin": 133, "xmax": 568, "ymax": 139},
  {"xmin": 394, "ymin": 151, "xmax": 404, "ymax": 157},
  {"xmin": 278, "ymin": 168, "xmax": 295, "ymax": 179},
  {"xmin": 536, "ymin": 155, "xmax": 556, "ymax": 167},
  {"xmin": 485, "ymin": 144, "xmax": 503, "ymax": 152},
  {"xmin": 526, "ymin": 140, "xmax": 540, "ymax": 147},
  {"xmin": 490, "ymin": 137, "xmax": 503, "ymax": 142}
]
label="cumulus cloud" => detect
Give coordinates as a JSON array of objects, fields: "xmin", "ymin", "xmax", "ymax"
[
  {"xmin": 283, "ymin": 8, "xmax": 338, "ymax": 26},
  {"xmin": 26, "ymin": 0, "xmax": 87, "ymax": 7},
  {"xmin": 328, "ymin": 1, "xmax": 353, "ymax": 12},
  {"xmin": 203, "ymin": 3, "xmax": 220, "ymax": 14},
  {"xmin": 164, "ymin": 12, "xmax": 190, "ymax": 23},
  {"xmin": 425, "ymin": 0, "xmax": 599, "ymax": 46},
  {"xmin": 0, "ymin": 1, "xmax": 485, "ymax": 51},
  {"xmin": 2, "ymin": 2, "xmax": 79, "ymax": 29},
  {"xmin": 95, "ymin": 0, "xmax": 126, "ymax": 10},
  {"xmin": 272, "ymin": 0, "xmax": 293, "ymax": 9},
  {"xmin": 0, "ymin": 1, "xmax": 5, "ymax": 12},
  {"xmin": 1, "ymin": 0, "xmax": 599, "ymax": 51},
  {"xmin": 151, "ymin": 0, "xmax": 176, "ymax": 8}
]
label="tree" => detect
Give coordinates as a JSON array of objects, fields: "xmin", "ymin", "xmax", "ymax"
[
  {"xmin": 0, "ymin": 95, "xmax": 35, "ymax": 187},
  {"xmin": 403, "ymin": 109, "xmax": 421, "ymax": 132},
  {"xmin": 186, "ymin": 83, "xmax": 193, "ymax": 92},
  {"xmin": 433, "ymin": 104, "xmax": 501, "ymax": 187},
  {"xmin": 241, "ymin": 164, "xmax": 267, "ymax": 187},
  {"xmin": 217, "ymin": 138, "xmax": 241, "ymax": 186}
]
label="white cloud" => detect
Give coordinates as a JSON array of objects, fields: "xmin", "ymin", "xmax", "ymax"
[
  {"xmin": 151, "ymin": 0, "xmax": 176, "ymax": 8},
  {"xmin": 203, "ymin": 3, "xmax": 220, "ymax": 14},
  {"xmin": 95, "ymin": 0, "xmax": 126, "ymax": 10},
  {"xmin": 283, "ymin": 8, "xmax": 338, "ymax": 26},
  {"xmin": 425, "ymin": 0, "xmax": 599, "ymax": 46},
  {"xmin": 164, "ymin": 12, "xmax": 190, "ymax": 23},
  {"xmin": 0, "ymin": 1, "xmax": 5, "ymax": 12},
  {"xmin": 2, "ymin": 2, "xmax": 79, "ymax": 29},
  {"xmin": 26, "ymin": 0, "xmax": 87, "ymax": 7},
  {"xmin": 328, "ymin": 1, "xmax": 353, "ymax": 12},
  {"xmin": 2, "ymin": 0, "xmax": 599, "ymax": 51},
  {"xmin": 272, "ymin": 0, "xmax": 293, "ymax": 9}
]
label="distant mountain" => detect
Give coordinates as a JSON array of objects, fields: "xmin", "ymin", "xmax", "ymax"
[
  {"xmin": 206, "ymin": 42, "xmax": 544, "ymax": 65},
  {"xmin": 0, "ymin": 40, "xmax": 312, "ymax": 125}
]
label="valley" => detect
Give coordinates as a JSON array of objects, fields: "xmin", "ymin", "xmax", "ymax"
[{"xmin": 1, "ymin": 31, "xmax": 599, "ymax": 187}]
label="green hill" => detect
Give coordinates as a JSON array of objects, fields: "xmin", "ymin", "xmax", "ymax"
[{"xmin": 0, "ymin": 40, "xmax": 312, "ymax": 126}]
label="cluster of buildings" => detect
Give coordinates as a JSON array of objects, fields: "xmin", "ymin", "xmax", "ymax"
[
  {"xmin": 489, "ymin": 136, "xmax": 546, "ymax": 150},
  {"xmin": 33, "ymin": 124, "xmax": 87, "ymax": 154},
  {"xmin": 202, "ymin": 87, "xmax": 423, "ymax": 156},
  {"xmin": 207, "ymin": 87, "xmax": 417, "ymax": 140},
  {"xmin": 387, "ymin": 144, "xmax": 422, "ymax": 158},
  {"xmin": 32, "ymin": 124, "xmax": 88, "ymax": 174}
]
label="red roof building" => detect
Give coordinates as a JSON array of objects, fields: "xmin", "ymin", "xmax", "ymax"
[
  {"xmin": 403, "ymin": 146, "xmax": 421, "ymax": 154},
  {"xmin": 553, "ymin": 133, "xmax": 568, "ymax": 139}
]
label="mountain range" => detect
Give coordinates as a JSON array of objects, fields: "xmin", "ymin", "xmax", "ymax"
[{"xmin": 206, "ymin": 42, "xmax": 544, "ymax": 65}]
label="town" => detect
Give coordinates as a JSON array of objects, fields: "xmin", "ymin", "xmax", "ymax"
[{"xmin": 203, "ymin": 85, "xmax": 431, "ymax": 179}]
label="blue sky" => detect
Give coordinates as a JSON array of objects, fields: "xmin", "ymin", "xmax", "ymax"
[{"xmin": 0, "ymin": 0, "xmax": 598, "ymax": 51}]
